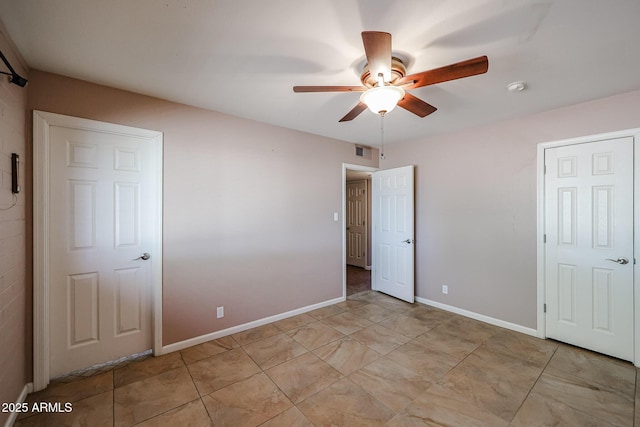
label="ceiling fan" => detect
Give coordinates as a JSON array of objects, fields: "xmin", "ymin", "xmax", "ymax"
[{"xmin": 293, "ymin": 31, "xmax": 488, "ymax": 122}]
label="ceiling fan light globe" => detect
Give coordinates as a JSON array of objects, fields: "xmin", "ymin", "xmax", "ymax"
[{"xmin": 360, "ymin": 85, "xmax": 405, "ymax": 115}]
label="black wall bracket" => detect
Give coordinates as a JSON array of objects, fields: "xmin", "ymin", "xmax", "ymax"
[
  {"xmin": 0, "ymin": 49, "xmax": 27, "ymax": 87},
  {"xmin": 11, "ymin": 153, "xmax": 20, "ymax": 194}
]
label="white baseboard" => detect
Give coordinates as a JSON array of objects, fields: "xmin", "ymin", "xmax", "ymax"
[
  {"xmin": 161, "ymin": 296, "xmax": 345, "ymax": 355},
  {"xmin": 416, "ymin": 297, "xmax": 538, "ymax": 337},
  {"xmin": 4, "ymin": 383, "xmax": 33, "ymax": 427},
  {"xmin": 364, "ymin": 265, "xmax": 372, "ymax": 271}
]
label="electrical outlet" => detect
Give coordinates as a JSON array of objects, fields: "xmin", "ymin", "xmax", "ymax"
[
  {"xmin": 216, "ymin": 306, "xmax": 224, "ymax": 318},
  {"xmin": 442, "ymin": 285, "xmax": 448, "ymax": 295}
]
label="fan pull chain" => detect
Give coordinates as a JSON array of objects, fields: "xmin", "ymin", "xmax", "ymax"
[{"xmin": 379, "ymin": 112, "xmax": 386, "ymax": 160}]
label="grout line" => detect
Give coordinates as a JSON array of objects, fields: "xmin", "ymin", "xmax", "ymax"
[{"xmin": 506, "ymin": 342, "xmax": 559, "ymax": 423}]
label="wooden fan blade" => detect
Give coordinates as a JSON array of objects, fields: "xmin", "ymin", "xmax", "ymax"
[
  {"xmin": 339, "ymin": 102, "xmax": 368, "ymax": 122},
  {"xmin": 398, "ymin": 92, "xmax": 437, "ymax": 118},
  {"xmin": 293, "ymin": 85, "xmax": 366, "ymax": 93},
  {"xmin": 397, "ymin": 55, "xmax": 488, "ymax": 89},
  {"xmin": 362, "ymin": 31, "xmax": 392, "ymax": 82}
]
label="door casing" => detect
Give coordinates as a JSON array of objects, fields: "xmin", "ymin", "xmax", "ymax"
[
  {"xmin": 536, "ymin": 127, "xmax": 640, "ymax": 367},
  {"xmin": 33, "ymin": 111, "xmax": 164, "ymax": 390}
]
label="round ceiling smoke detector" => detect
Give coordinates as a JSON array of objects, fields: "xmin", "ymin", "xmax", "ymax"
[{"xmin": 507, "ymin": 81, "xmax": 527, "ymax": 92}]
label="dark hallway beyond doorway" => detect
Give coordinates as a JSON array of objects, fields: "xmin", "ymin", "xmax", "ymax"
[{"xmin": 346, "ymin": 265, "xmax": 371, "ymax": 296}]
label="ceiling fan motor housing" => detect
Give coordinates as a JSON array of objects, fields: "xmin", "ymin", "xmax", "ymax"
[{"xmin": 360, "ymin": 57, "xmax": 406, "ymax": 87}]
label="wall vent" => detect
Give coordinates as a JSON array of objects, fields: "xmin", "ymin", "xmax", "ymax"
[{"xmin": 355, "ymin": 145, "xmax": 371, "ymax": 159}]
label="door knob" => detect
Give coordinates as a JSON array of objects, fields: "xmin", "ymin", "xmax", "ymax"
[
  {"xmin": 401, "ymin": 239, "xmax": 415, "ymax": 244},
  {"xmin": 133, "ymin": 253, "xmax": 151, "ymax": 261},
  {"xmin": 605, "ymin": 257, "xmax": 629, "ymax": 265}
]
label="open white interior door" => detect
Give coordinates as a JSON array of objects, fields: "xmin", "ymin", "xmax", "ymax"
[{"xmin": 372, "ymin": 165, "xmax": 415, "ymax": 303}]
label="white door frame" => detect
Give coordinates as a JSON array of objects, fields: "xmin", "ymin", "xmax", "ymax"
[
  {"xmin": 33, "ymin": 111, "xmax": 164, "ymax": 390},
  {"xmin": 536, "ymin": 127, "xmax": 640, "ymax": 366},
  {"xmin": 342, "ymin": 163, "xmax": 378, "ymax": 297}
]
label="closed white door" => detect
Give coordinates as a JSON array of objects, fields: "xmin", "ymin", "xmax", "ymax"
[
  {"xmin": 49, "ymin": 125, "xmax": 156, "ymax": 377},
  {"xmin": 545, "ymin": 137, "xmax": 633, "ymax": 361},
  {"xmin": 372, "ymin": 166, "xmax": 415, "ymax": 303},
  {"xmin": 346, "ymin": 180, "xmax": 367, "ymax": 268}
]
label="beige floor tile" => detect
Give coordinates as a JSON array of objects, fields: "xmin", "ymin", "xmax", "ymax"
[
  {"xmin": 386, "ymin": 341, "xmax": 459, "ymax": 382},
  {"xmin": 286, "ymin": 320, "xmax": 345, "ymax": 350},
  {"xmin": 114, "ymin": 352, "xmax": 184, "ymax": 388},
  {"xmin": 378, "ymin": 313, "xmax": 436, "ymax": 338},
  {"xmin": 322, "ymin": 311, "xmax": 374, "ymax": 335},
  {"xmin": 298, "ymin": 378, "xmax": 395, "ymax": 426},
  {"xmin": 412, "ymin": 325, "xmax": 482, "ymax": 360},
  {"xmin": 335, "ymin": 299, "xmax": 369, "ymax": 311},
  {"xmin": 427, "ymin": 347, "xmax": 544, "ymax": 421},
  {"xmin": 202, "ymin": 372, "xmax": 292, "ymax": 426},
  {"xmin": 242, "ymin": 333, "xmax": 308, "ymax": 370},
  {"xmin": 265, "ymin": 352, "xmax": 343, "ymax": 404},
  {"xmin": 444, "ymin": 316, "xmax": 501, "ymax": 343},
  {"xmin": 347, "ymin": 290, "xmax": 390, "ymax": 305},
  {"xmin": 24, "ymin": 371, "xmax": 113, "ymax": 407},
  {"xmin": 313, "ymin": 337, "xmax": 380, "ymax": 375},
  {"xmin": 273, "ymin": 313, "xmax": 316, "ymax": 332},
  {"xmin": 180, "ymin": 336, "xmax": 239, "ymax": 365},
  {"xmin": 307, "ymin": 304, "xmax": 347, "ymax": 319},
  {"xmin": 532, "ymin": 372, "xmax": 634, "ymax": 426},
  {"xmin": 16, "ymin": 300, "xmax": 640, "ymax": 427},
  {"xmin": 349, "ymin": 303, "xmax": 396, "ymax": 323},
  {"xmin": 134, "ymin": 399, "xmax": 212, "ymax": 427},
  {"xmin": 15, "ymin": 390, "xmax": 113, "ymax": 427},
  {"xmin": 187, "ymin": 347, "xmax": 261, "ymax": 396},
  {"xmin": 388, "ymin": 390, "xmax": 509, "ymax": 427},
  {"xmin": 232, "ymin": 323, "xmax": 281, "ymax": 346},
  {"xmin": 545, "ymin": 345, "xmax": 636, "ymax": 397},
  {"xmin": 511, "ymin": 391, "xmax": 618, "ymax": 427},
  {"xmin": 405, "ymin": 305, "xmax": 456, "ymax": 326},
  {"xmin": 369, "ymin": 296, "xmax": 417, "ymax": 313},
  {"xmin": 349, "ymin": 323, "xmax": 411, "ymax": 355},
  {"xmin": 260, "ymin": 406, "xmax": 314, "ymax": 427},
  {"xmin": 482, "ymin": 329, "xmax": 558, "ymax": 367},
  {"xmin": 114, "ymin": 365, "xmax": 198, "ymax": 427},
  {"xmin": 349, "ymin": 357, "xmax": 431, "ymax": 413}
]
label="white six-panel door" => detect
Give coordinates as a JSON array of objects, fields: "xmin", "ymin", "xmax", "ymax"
[
  {"xmin": 544, "ymin": 137, "xmax": 634, "ymax": 361},
  {"xmin": 346, "ymin": 180, "xmax": 367, "ymax": 268},
  {"xmin": 372, "ymin": 166, "xmax": 415, "ymax": 303},
  {"xmin": 48, "ymin": 125, "xmax": 156, "ymax": 377}
]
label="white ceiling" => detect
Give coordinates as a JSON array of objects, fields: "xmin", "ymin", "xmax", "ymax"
[{"xmin": 2, "ymin": 0, "xmax": 639, "ymax": 145}]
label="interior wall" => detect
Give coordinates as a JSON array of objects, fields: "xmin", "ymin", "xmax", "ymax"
[
  {"xmin": 383, "ymin": 89, "xmax": 640, "ymax": 329},
  {"xmin": 0, "ymin": 26, "xmax": 29, "ymax": 426},
  {"xmin": 26, "ymin": 70, "xmax": 378, "ymax": 345}
]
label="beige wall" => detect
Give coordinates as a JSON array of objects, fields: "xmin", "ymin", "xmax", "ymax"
[
  {"xmin": 0, "ymin": 27, "xmax": 28, "ymax": 426},
  {"xmin": 26, "ymin": 70, "xmax": 378, "ymax": 345},
  {"xmin": 384, "ymin": 89, "xmax": 640, "ymax": 329}
]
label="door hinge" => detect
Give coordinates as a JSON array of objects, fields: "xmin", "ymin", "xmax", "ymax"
[
  {"xmin": 544, "ymin": 164, "xmax": 547, "ymax": 174},
  {"xmin": 543, "ymin": 303, "xmax": 547, "ymax": 313},
  {"xmin": 543, "ymin": 234, "xmax": 547, "ymax": 243}
]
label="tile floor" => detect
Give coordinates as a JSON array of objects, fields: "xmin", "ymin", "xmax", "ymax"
[
  {"xmin": 346, "ymin": 265, "xmax": 371, "ymax": 296},
  {"xmin": 14, "ymin": 290, "xmax": 640, "ymax": 426}
]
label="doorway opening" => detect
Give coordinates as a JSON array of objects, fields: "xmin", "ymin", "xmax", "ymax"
[{"xmin": 343, "ymin": 164, "xmax": 377, "ymax": 298}]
